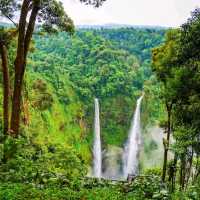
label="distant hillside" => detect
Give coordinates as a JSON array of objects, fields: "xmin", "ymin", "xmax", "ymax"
[{"xmin": 77, "ymin": 24, "xmax": 169, "ymax": 30}]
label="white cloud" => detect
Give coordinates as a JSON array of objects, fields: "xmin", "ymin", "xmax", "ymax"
[
  {"xmin": 63, "ymin": 0, "xmax": 115, "ymax": 25},
  {"xmin": 63, "ymin": 0, "xmax": 200, "ymax": 27}
]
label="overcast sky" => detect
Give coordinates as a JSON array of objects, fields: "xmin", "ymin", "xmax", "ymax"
[{"xmin": 62, "ymin": 0, "xmax": 200, "ymax": 27}]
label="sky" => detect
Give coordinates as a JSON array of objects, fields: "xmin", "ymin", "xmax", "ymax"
[{"xmin": 62, "ymin": 0, "xmax": 200, "ymax": 27}]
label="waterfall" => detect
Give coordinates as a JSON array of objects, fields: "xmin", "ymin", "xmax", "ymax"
[
  {"xmin": 123, "ymin": 95, "xmax": 143, "ymax": 179},
  {"xmin": 93, "ymin": 98, "xmax": 102, "ymax": 178}
]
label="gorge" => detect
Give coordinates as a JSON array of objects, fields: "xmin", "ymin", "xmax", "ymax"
[{"xmin": 92, "ymin": 95, "xmax": 144, "ymax": 180}]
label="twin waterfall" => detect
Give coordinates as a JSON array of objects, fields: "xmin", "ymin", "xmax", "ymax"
[{"xmin": 92, "ymin": 96, "xmax": 143, "ymax": 180}]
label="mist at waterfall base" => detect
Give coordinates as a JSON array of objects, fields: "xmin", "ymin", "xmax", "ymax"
[{"xmin": 92, "ymin": 98, "xmax": 102, "ymax": 178}]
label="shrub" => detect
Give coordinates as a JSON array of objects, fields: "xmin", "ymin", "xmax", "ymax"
[{"xmin": 0, "ymin": 136, "xmax": 86, "ymax": 189}]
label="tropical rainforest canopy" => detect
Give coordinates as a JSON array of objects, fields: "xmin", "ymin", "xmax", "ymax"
[{"xmin": 0, "ymin": 0, "xmax": 200, "ymax": 199}]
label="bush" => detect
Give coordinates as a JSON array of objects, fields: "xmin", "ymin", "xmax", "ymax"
[
  {"xmin": 0, "ymin": 183, "xmax": 81, "ymax": 200},
  {"xmin": 144, "ymin": 167, "xmax": 162, "ymax": 177},
  {"xmin": 0, "ymin": 136, "xmax": 86, "ymax": 190}
]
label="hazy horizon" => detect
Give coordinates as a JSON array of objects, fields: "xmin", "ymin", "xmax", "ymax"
[{"xmin": 63, "ymin": 0, "xmax": 200, "ymax": 27}]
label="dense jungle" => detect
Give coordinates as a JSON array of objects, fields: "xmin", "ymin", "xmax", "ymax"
[{"xmin": 0, "ymin": 0, "xmax": 200, "ymax": 199}]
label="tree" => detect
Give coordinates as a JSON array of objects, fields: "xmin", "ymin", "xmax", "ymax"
[
  {"xmin": 80, "ymin": 0, "xmax": 106, "ymax": 7},
  {"xmin": 152, "ymin": 29, "xmax": 180, "ymax": 182},
  {"xmin": 173, "ymin": 8, "xmax": 200, "ymax": 189},
  {"xmin": 0, "ymin": 28, "xmax": 16, "ymax": 136},
  {"xmin": 0, "ymin": 0, "xmax": 107, "ymax": 137},
  {"xmin": 0, "ymin": 30, "xmax": 10, "ymax": 136},
  {"xmin": 178, "ymin": 8, "xmax": 200, "ymax": 65},
  {"xmin": 152, "ymin": 9, "xmax": 200, "ymax": 190},
  {"xmin": 0, "ymin": 0, "xmax": 74, "ymax": 136}
]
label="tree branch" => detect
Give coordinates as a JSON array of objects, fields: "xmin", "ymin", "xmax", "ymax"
[
  {"xmin": 16, "ymin": 0, "xmax": 32, "ymax": 65},
  {"xmin": 1, "ymin": 12, "xmax": 18, "ymax": 28},
  {"xmin": 24, "ymin": 3, "xmax": 40, "ymax": 59}
]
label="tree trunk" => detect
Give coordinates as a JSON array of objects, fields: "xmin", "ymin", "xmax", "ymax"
[
  {"xmin": 179, "ymin": 155, "xmax": 186, "ymax": 190},
  {"xmin": 193, "ymin": 155, "xmax": 199, "ymax": 183},
  {"xmin": 172, "ymin": 154, "xmax": 178, "ymax": 192},
  {"xmin": 185, "ymin": 148, "xmax": 193, "ymax": 189},
  {"xmin": 10, "ymin": 0, "xmax": 39, "ymax": 136},
  {"xmin": 10, "ymin": 68, "xmax": 24, "ymax": 136},
  {"xmin": 162, "ymin": 102, "xmax": 172, "ymax": 182},
  {"xmin": 0, "ymin": 43, "xmax": 10, "ymax": 136},
  {"xmin": 162, "ymin": 145, "xmax": 168, "ymax": 182}
]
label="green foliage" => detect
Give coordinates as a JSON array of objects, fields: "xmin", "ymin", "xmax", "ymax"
[
  {"xmin": 82, "ymin": 176, "xmax": 169, "ymax": 200},
  {"xmin": 0, "ymin": 136, "xmax": 86, "ymax": 188},
  {"xmin": 95, "ymin": 28, "xmax": 165, "ymax": 64},
  {"xmin": 144, "ymin": 168, "xmax": 162, "ymax": 177},
  {"xmin": 152, "ymin": 7, "xmax": 200, "ymax": 195},
  {"xmin": 80, "ymin": 0, "xmax": 107, "ymax": 7},
  {"xmin": 0, "ymin": 25, "xmax": 168, "ymax": 199},
  {"xmin": 125, "ymin": 176, "xmax": 169, "ymax": 200},
  {"xmin": 0, "ymin": 183, "xmax": 81, "ymax": 200},
  {"xmin": 0, "ymin": 0, "xmax": 18, "ymax": 20},
  {"xmin": 28, "ymin": 28, "xmax": 165, "ymax": 148},
  {"xmin": 0, "ymin": 0, "xmax": 74, "ymax": 33},
  {"xmin": 32, "ymin": 79, "xmax": 54, "ymax": 111},
  {"xmin": 171, "ymin": 180, "xmax": 200, "ymax": 200},
  {"xmin": 0, "ymin": 176, "xmax": 169, "ymax": 200}
]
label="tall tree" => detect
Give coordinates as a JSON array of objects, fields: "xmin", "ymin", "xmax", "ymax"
[
  {"xmin": 1, "ymin": 0, "xmax": 74, "ymax": 137},
  {"xmin": 0, "ymin": 0, "xmax": 106, "ymax": 137},
  {"xmin": 174, "ymin": 8, "xmax": 200, "ymax": 189},
  {"xmin": 152, "ymin": 9, "xmax": 200, "ymax": 189},
  {"xmin": 0, "ymin": 30, "xmax": 10, "ymax": 136},
  {"xmin": 152, "ymin": 29, "xmax": 180, "ymax": 182},
  {"xmin": 0, "ymin": 28, "xmax": 16, "ymax": 136}
]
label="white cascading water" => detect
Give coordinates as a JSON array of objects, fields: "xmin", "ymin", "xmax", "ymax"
[
  {"xmin": 93, "ymin": 98, "xmax": 102, "ymax": 178},
  {"xmin": 123, "ymin": 95, "xmax": 143, "ymax": 179}
]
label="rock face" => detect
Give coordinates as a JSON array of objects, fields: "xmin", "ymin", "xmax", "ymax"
[{"xmin": 102, "ymin": 145, "xmax": 123, "ymax": 180}]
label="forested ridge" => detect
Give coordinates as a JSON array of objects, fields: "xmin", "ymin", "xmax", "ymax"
[
  {"xmin": 27, "ymin": 28, "xmax": 165, "ymax": 149},
  {"xmin": 0, "ymin": 0, "xmax": 200, "ymax": 199}
]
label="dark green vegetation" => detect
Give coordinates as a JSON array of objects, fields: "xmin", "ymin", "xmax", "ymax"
[
  {"xmin": 0, "ymin": 0, "xmax": 200, "ymax": 199},
  {"xmin": 0, "ymin": 24, "xmax": 167, "ymax": 199},
  {"xmin": 0, "ymin": 176, "xmax": 169, "ymax": 200},
  {"xmin": 29, "ymin": 28, "xmax": 165, "ymax": 148},
  {"xmin": 152, "ymin": 8, "xmax": 200, "ymax": 199}
]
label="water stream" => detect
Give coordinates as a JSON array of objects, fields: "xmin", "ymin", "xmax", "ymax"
[
  {"xmin": 123, "ymin": 95, "xmax": 143, "ymax": 179},
  {"xmin": 92, "ymin": 98, "xmax": 102, "ymax": 178}
]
